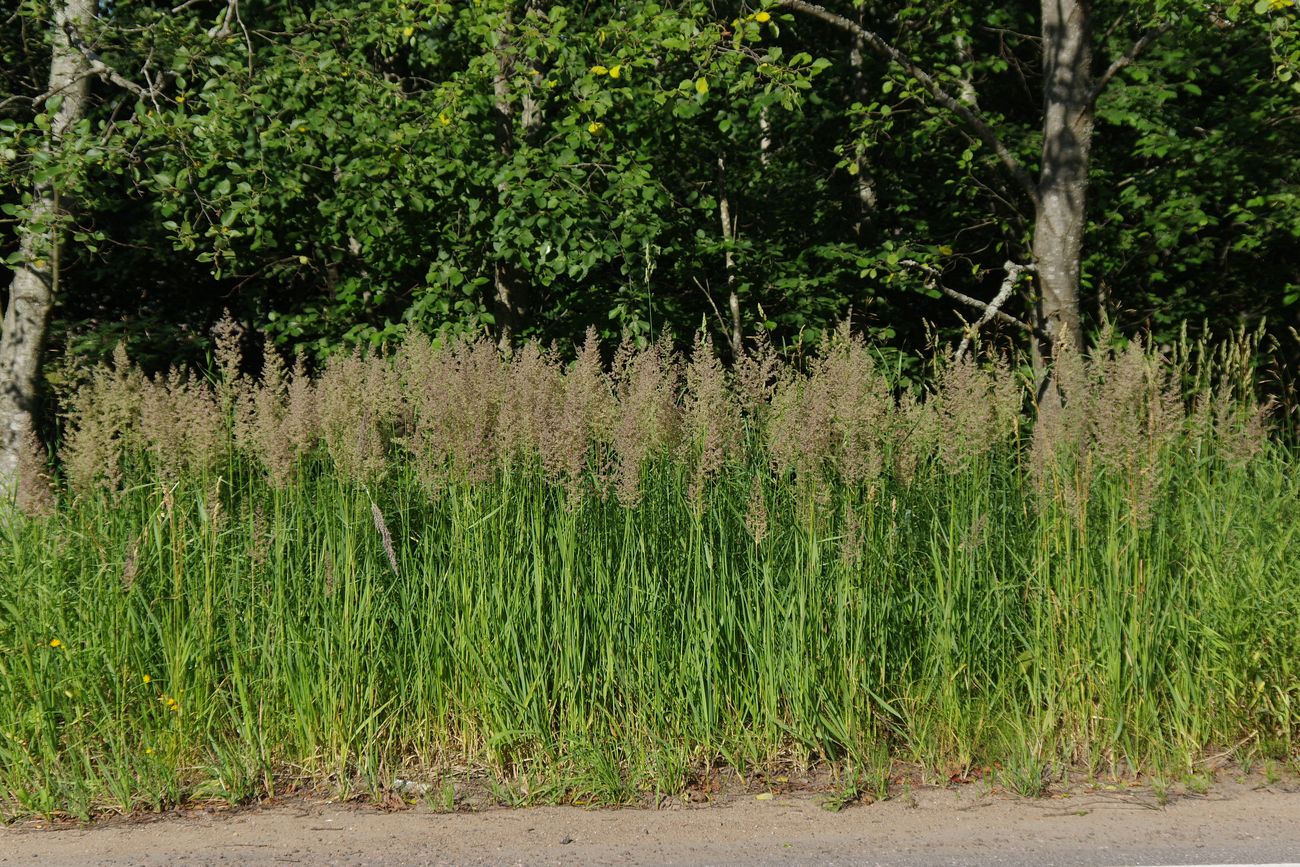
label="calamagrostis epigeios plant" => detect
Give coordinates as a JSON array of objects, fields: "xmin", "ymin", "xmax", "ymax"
[
  {"xmin": 543, "ymin": 328, "xmax": 615, "ymax": 502},
  {"xmin": 318, "ymin": 348, "xmax": 401, "ymax": 485},
  {"xmin": 932, "ymin": 350, "xmax": 1023, "ymax": 473},
  {"xmin": 610, "ymin": 332, "xmax": 680, "ymax": 507},
  {"xmin": 138, "ymin": 367, "xmax": 224, "ymax": 482},
  {"xmin": 236, "ymin": 340, "xmax": 320, "ymax": 488},
  {"xmin": 15, "ymin": 428, "xmax": 57, "ymax": 519},
  {"xmin": 62, "ymin": 344, "xmax": 144, "ymax": 496},
  {"xmin": 400, "ymin": 333, "xmax": 506, "ymax": 488},
  {"xmin": 770, "ymin": 324, "xmax": 892, "ymax": 501},
  {"xmin": 497, "ymin": 340, "xmax": 565, "ymax": 473},
  {"xmin": 681, "ymin": 331, "xmax": 741, "ymax": 505}
]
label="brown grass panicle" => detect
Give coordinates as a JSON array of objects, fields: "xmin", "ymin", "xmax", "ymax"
[
  {"xmin": 681, "ymin": 331, "xmax": 742, "ymax": 507},
  {"xmin": 732, "ymin": 328, "xmax": 785, "ymax": 424},
  {"xmin": 138, "ymin": 367, "xmax": 225, "ymax": 483},
  {"xmin": 15, "ymin": 428, "xmax": 57, "ymax": 519},
  {"xmin": 399, "ymin": 333, "xmax": 507, "ymax": 489},
  {"xmin": 61, "ymin": 343, "xmax": 144, "ymax": 497},
  {"xmin": 540, "ymin": 328, "xmax": 615, "ymax": 504},
  {"xmin": 610, "ymin": 332, "xmax": 681, "ymax": 508},
  {"xmin": 496, "ymin": 339, "xmax": 565, "ymax": 474},
  {"xmin": 770, "ymin": 324, "xmax": 894, "ymax": 505},
  {"xmin": 233, "ymin": 340, "xmax": 320, "ymax": 488},
  {"xmin": 317, "ymin": 348, "xmax": 402, "ymax": 486},
  {"xmin": 932, "ymin": 350, "xmax": 1024, "ymax": 474},
  {"xmin": 1088, "ymin": 339, "xmax": 1182, "ymax": 524}
]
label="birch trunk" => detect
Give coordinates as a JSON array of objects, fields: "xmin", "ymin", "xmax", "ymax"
[
  {"xmin": 717, "ymin": 156, "xmax": 742, "ymax": 354},
  {"xmin": 0, "ymin": 0, "xmax": 93, "ymax": 503},
  {"xmin": 1033, "ymin": 0, "xmax": 1092, "ymax": 367}
]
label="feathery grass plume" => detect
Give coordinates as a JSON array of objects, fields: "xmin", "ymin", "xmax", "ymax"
[
  {"xmin": 15, "ymin": 428, "xmax": 57, "ymax": 519},
  {"xmin": 733, "ymin": 328, "xmax": 784, "ymax": 424},
  {"xmin": 1029, "ymin": 334, "xmax": 1091, "ymax": 512},
  {"xmin": 1087, "ymin": 339, "xmax": 1181, "ymax": 524},
  {"xmin": 401, "ymin": 334, "xmax": 507, "ymax": 487},
  {"xmin": 139, "ymin": 368, "xmax": 224, "ymax": 482},
  {"xmin": 237, "ymin": 339, "xmax": 295, "ymax": 487},
  {"xmin": 284, "ymin": 354, "xmax": 319, "ymax": 457},
  {"xmin": 770, "ymin": 325, "xmax": 894, "ymax": 506},
  {"xmin": 1201, "ymin": 327, "xmax": 1274, "ymax": 468},
  {"xmin": 318, "ymin": 348, "xmax": 397, "ymax": 485},
  {"xmin": 540, "ymin": 328, "xmax": 614, "ymax": 502},
  {"xmin": 611, "ymin": 332, "xmax": 681, "ymax": 507},
  {"xmin": 891, "ymin": 389, "xmax": 938, "ymax": 486},
  {"xmin": 61, "ymin": 344, "xmax": 144, "ymax": 497},
  {"xmin": 211, "ymin": 314, "xmax": 254, "ymax": 442},
  {"xmin": 497, "ymin": 340, "xmax": 565, "ymax": 472},
  {"xmin": 932, "ymin": 350, "xmax": 1023, "ymax": 473},
  {"xmin": 680, "ymin": 331, "xmax": 740, "ymax": 505},
  {"xmin": 371, "ymin": 500, "xmax": 400, "ymax": 577}
]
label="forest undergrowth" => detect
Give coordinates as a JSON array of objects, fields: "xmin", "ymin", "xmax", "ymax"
[{"xmin": 2, "ymin": 323, "xmax": 1297, "ymax": 817}]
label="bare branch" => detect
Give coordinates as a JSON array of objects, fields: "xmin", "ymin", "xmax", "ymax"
[
  {"xmin": 63, "ymin": 23, "xmax": 161, "ymax": 102},
  {"xmin": 1087, "ymin": 21, "xmax": 1174, "ymax": 106},
  {"xmin": 899, "ymin": 258, "xmax": 1045, "ymax": 339},
  {"xmin": 775, "ymin": 0, "xmax": 1040, "ymax": 207},
  {"xmin": 956, "ymin": 260, "xmax": 1034, "ymax": 358}
]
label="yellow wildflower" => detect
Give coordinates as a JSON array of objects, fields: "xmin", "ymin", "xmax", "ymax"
[
  {"xmin": 439, "ymin": 112, "xmax": 451, "ymax": 126},
  {"xmin": 175, "ymin": 95, "xmax": 186, "ymax": 104},
  {"xmin": 609, "ymin": 64, "xmax": 622, "ymax": 79},
  {"xmin": 755, "ymin": 11, "xmax": 771, "ymax": 22},
  {"xmin": 587, "ymin": 121, "xmax": 605, "ymax": 134},
  {"xmin": 142, "ymin": 674, "xmax": 152, "ymax": 684},
  {"xmin": 402, "ymin": 25, "xmax": 414, "ymax": 37},
  {"xmin": 49, "ymin": 638, "xmax": 61, "ymax": 648}
]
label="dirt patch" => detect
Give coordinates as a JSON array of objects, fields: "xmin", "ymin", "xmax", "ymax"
[{"xmin": 4, "ymin": 776, "xmax": 1300, "ymax": 866}]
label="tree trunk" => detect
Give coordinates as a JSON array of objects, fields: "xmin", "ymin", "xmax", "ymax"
[
  {"xmin": 849, "ymin": 19, "xmax": 878, "ymax": 236},
  {"xmin": 1033, "ymin": 0, "xmax": 1092, "ymax": 373},
  {"xmin": 490, "ymin": 9, "xmax": 532, "ymax": 353},
  {"xmin": 716, "ymin": 156, "xmax": 742, "ymax": 354},
  {"xmin": 0, "ymin": 0, "xmax": 93, "ymax": 503}
]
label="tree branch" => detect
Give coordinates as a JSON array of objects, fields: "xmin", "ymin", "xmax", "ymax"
[
  {"xmin": 1087, "ymin": 20, "xmax": 1174, "ymax": 106},
  {"xmin": 899, "ymin": 258, "xmax": 1046, "ymax": 340},
  {"xmin": 956, "ymin": 260, "xmax": 1034, "ymax": 358},
  {"xmin": 775, "ymin": 0, "xmax": 1040, "ymax": 207},
  {"xmin": 63, "ymin": 23, "xmax": 161, "ymax": 102}
]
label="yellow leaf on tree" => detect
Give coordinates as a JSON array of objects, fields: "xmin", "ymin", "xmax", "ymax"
[{"xmin": 695, "ymin": 77, "xmax": 709, "ymax": 95}]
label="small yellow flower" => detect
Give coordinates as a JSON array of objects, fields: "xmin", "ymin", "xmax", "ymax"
[
  {"xmin": 439, "ymin": 112, "xmax": 451, "ymax": 126},
  {"xmin": 175, "ymin": 95, "xmax": 186, "ymax": 104},
  {"xmin": 142, "ymin": 674, "xmax": 152, "ymax": 684},
  {"xmin": 49, "ymin": 638, "xmax": 61, "ymax": 648},
  {"xmin": 145, "ymin": 748, "xmax": 155, "ymax": 755},
  {"xmin": 590, "ymin": 64, "xmax": 609, "ymax": 76},
  {"xmin": 755, "ymin": 11, "xmax": 771, "ymax": 22},
  {"xmin": 587, "ymin": 121, "xmax": 605, "ymax": 134},
  {"xmin": 402, "ymin": 25, "xmax": 414, "ymax": 37},
  {"xmin": 609, "ymin": 64, "xmax": 622, "ymax": 79}
]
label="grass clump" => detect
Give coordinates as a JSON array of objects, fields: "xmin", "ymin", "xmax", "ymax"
[{"xmin": 1, "ymin": 324, "xmax": 1297, "ymax": 816}]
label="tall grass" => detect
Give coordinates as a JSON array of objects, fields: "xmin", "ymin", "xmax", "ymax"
[{"xmin": 1, "ymin": 324, "xmax": 1297, "ymax": 816}]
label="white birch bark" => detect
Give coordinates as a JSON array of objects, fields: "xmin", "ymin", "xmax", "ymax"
[{"xmin": 0, "ymin": 0, "xmax": 94, "ymax": 503}]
